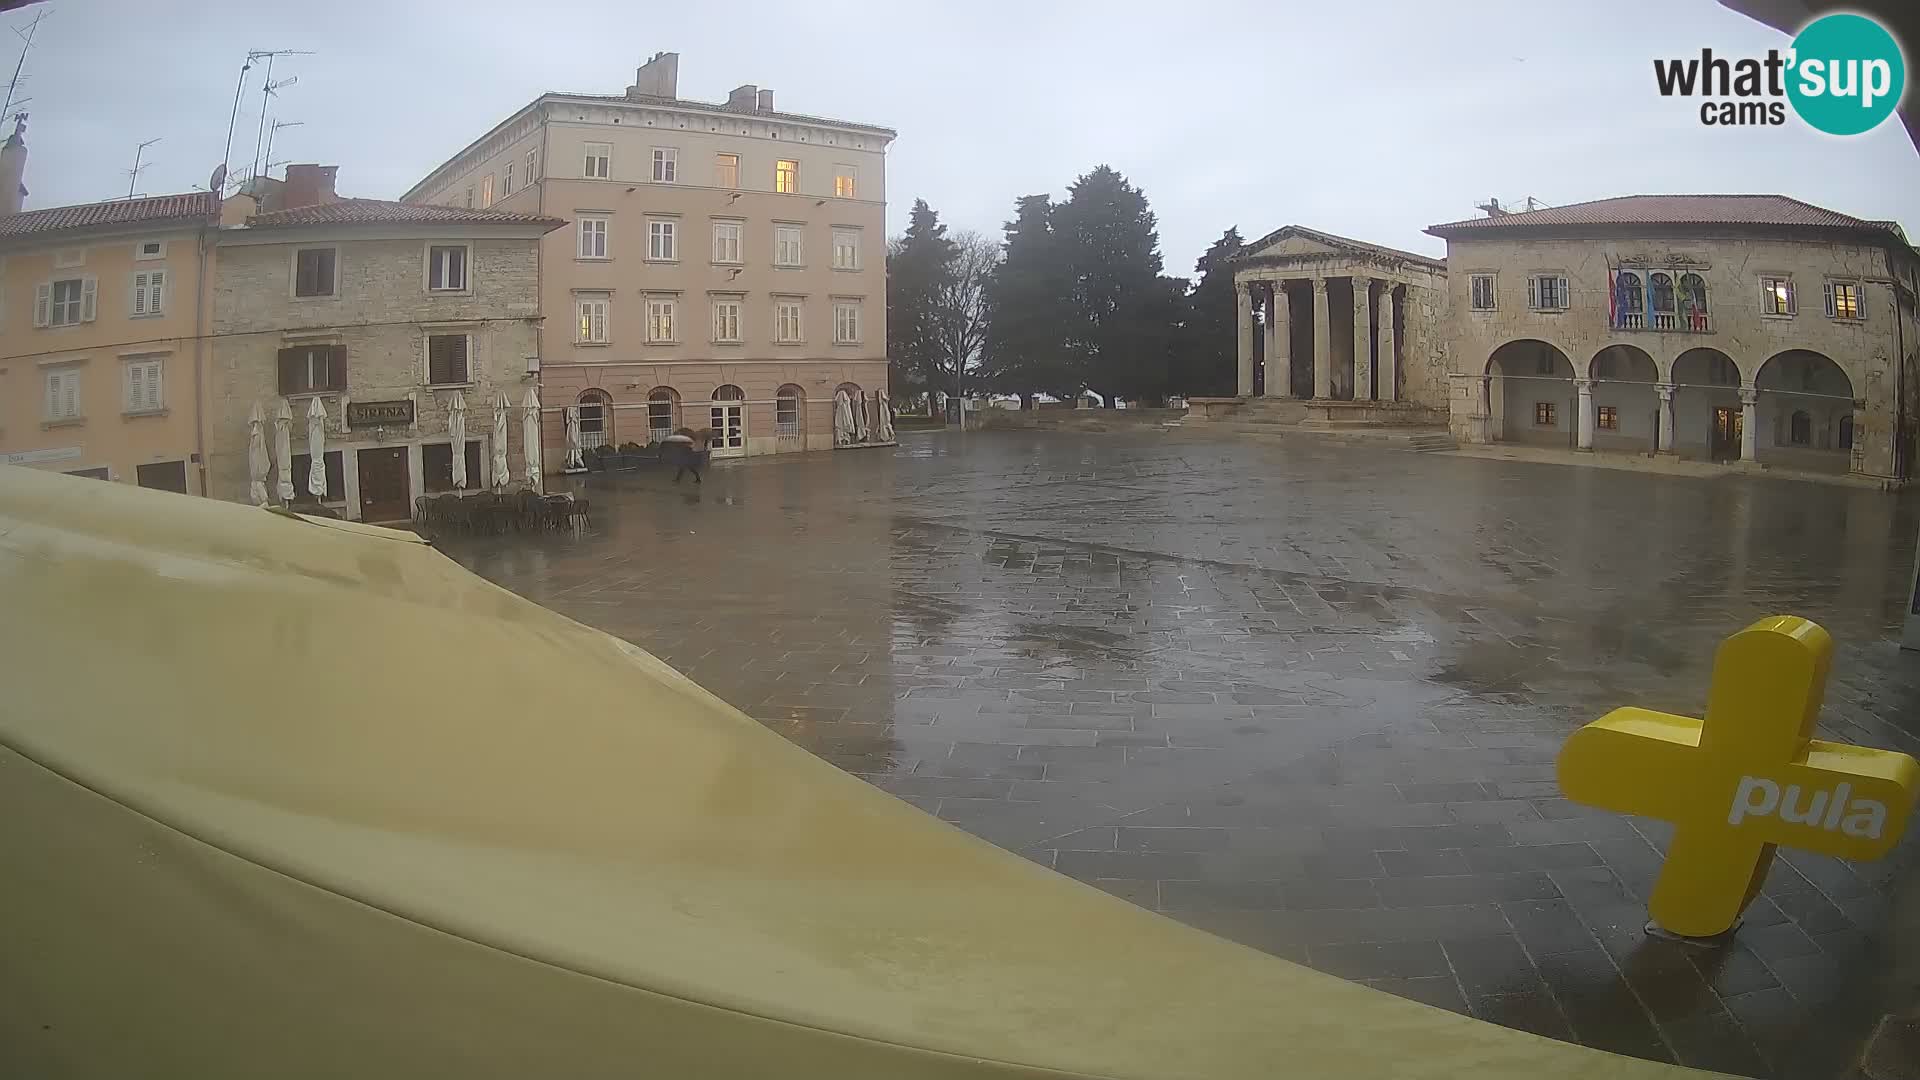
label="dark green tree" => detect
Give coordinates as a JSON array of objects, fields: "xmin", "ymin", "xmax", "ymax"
[
  {"xmin": 885, "ymin": 199, "xmax": 956, "ymax": 402},
  {"xmin": 980, "ymin": 194, "xmax": 1074, "ymax": 406},
  {"xmin": 1179, "ymin": 227, "xmax": 1246, "ymax": 397},
  {"xmin": 1055, "ymin": 166, "xmax": 1178, "ymax": 407}
]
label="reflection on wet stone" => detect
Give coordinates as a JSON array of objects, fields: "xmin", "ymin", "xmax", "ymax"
[{"xmin": 443, "ymin": 429, "xmax": 1920, "ymax": 1078}]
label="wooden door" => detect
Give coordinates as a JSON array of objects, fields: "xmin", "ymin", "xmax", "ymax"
[{"xmin": 357, "ymin": 447, "xmax": 411, "ymax": 522}]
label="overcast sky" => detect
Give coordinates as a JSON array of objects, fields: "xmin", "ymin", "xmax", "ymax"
[{"xmin": 9, "ymin": 0, "xmax": 1918, "ymax": 272}]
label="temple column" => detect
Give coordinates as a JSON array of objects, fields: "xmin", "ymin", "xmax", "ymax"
[
  {"xmin": 1377, "ymin": 283, "xmax": 1397, "ymax": 403},
  {"xmin": 1235, "ymin": 282, "xmax": 1254, "ymax": 397},
  {"xmin": 1353, "ymin": 277, "xmax": 1374, "ymax": 401},
  {"xmin": 1312, "ymin": 278, "xmax": 1332, "ymax": 400},
  {"xmin": 1265, "ymin": 282, "xmax": 1290, "ymax": 398}
]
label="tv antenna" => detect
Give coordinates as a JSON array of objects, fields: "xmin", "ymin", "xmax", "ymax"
[
  {"xmin": 262, "ymin": 119, "xmax": 303, "ymax": 179},
  {"xmin": 221, "ymin": 48, "xmax": 310, "ymax": 194},
  {"xmin": 125, "ymin": 136, "xmax": 160, "ymax": 199},
  {"xmin": 2, "ymin": 9, "xmax": 48, "ymax": 119},
  {"xmin": 249, "ymin": 57, "xmax": 307, "ymax": 187}
]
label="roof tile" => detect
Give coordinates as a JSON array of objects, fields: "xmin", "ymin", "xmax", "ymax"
[
  {"xmin": 246, "ymin": 198, "xmax": 563, "ymax": 229},
  {"xmin": 1426, "ymin": 194, "xmax": 1894, "ymax": 236},
  {"xmin": 0, "ymin": 191, "xmax": 217, "ymax": 240}
]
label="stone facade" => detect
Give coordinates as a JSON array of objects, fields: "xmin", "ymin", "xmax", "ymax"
[
  {"xmin": 403, "ymin": 53, "xmax": 896, "ymax": 463},
  {"xmin": 1433, "ymin": 224, "xmax": 1920, "ymax": 480},
  {"xmin": 208, "ymin": 217, "xmax": 554, "ymax": 521},
  {"xmin": 1230, "ymin": 227, "xmax": 1449, "ymax": 421}
]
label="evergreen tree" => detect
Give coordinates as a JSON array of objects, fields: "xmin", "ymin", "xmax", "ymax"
[
  {"xmin": 1055, "ymin": 166, "xmax": 1176, "ymax": 407},
  {"xmin": 885, "ymin": 199, "xmax": 956, "ymax": 401},
  {"xmin": 1180, "ymin": 227, "xmax": 1246, "ymax": 397},
  {"xmin": 980, "ymin": 194, "xmax": 1074, "ymax": 405}
]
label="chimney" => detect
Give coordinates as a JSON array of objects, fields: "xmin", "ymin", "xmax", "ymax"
[
  {"xmin": 0, "ymin": 113, "xmax": 28, "ymax": 216},
  {"xmin": 756, "ymin": 88, "xmax": 774, "ymax": 112},
  {"xmin": 626, "ymin": 51, "xmax": 679, "ymax": 99},
  {"xmin": 726, "ymin": 84, "xmax": 759, "ymax": 111},
  {"xmin": 282, "ymin": 164, "xmax": 339, "ymax": 210}
]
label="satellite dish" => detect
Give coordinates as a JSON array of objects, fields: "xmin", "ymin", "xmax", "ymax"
[{"xmin": 209, "ymin": 163, "xmax": 227, "ymax": 193}]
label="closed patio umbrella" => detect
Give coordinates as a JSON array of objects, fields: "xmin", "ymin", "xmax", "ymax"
[
  {"xmin": 305, "ymin": 397, "xmax": 328, "ymax": 500},
  {"xmin": 273, "ymin": 399, "xmax": 295, "ymax": 504},
  {"xmin": 492, "ymin": 393, "xmax": 511, "ymax": 491},
  {"xmin": 877, "ymin": 395, "xmax": 895, "ymax": 442},
  {"xmin": 564, "ymin": 406, "xmax": 584, "ymax": 471},
  {"xmin": 853, "ymin": 392, "xmax": 870, "ymax": 442},
  {"xmin": 521, "ymin": 389, "xmax": 543, "ymax": 493},
  {"xmin": 448, "ymin": 392, "xmax": 468, "ymax": 491},
  {"xmin": 833, "ymin": 391, "xmax": 855, "ymax": 446},
  {"xmin": 246, "ymin": 402, "xmax": 269, "ymax": 506}
]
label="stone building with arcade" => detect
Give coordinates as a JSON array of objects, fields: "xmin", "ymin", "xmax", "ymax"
[{"xmin": 1230, "ymin": 195, "xmax": 1920, "ymax": 483}]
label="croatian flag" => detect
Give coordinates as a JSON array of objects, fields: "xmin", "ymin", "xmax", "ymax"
[{"xmin": 1607, "ymin": 269, "xmax": 1618, "ymax": 329}]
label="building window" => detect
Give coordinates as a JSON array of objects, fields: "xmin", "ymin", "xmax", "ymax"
[
  {"xmin": 1790, "ymin": 410, "xmax": 1812, "ymax": 445},
  {"xmin": 525, "ymin": 148, "xmax": 538, "ymax": 182},
  {"xmin": 44, "ymin": 368, "xmax": 81, "ymax": 420},
  {"xmin": 774, "ymin": 299, "xmax": 803, "ymax": 343},
  {"xmin": 578, "ymin": 389, "xmax": 613, "ymax": 450},
  {"xmin": 135, "ymin": 239, "xmax": 165, "ymax": 260},
  {"xmin": 711, "ymin": 298, "xmax": 742, "ymax": 343},
  {"xmin": 584, "ymin": 142, "xmax": 611, "ymax": 179},
  {"xmin": 776, "ymin": 385, "xmax": 802, "ymax": 436},
  {"xmin": 1534, "ymin": 401, "xmax": 1556, "ymax": 426},
  {"xmin": 1614, "ymin": 270, "xmax": 1645, "ymax": 328},
  {"xmin": 834, "ymin": 300, "xmax": 860, "ymax": 344},
  {"xmin": 1528, "ymin": 274, "xmax": 1568, "ymax": 311},
  {"xmin": 831, "ymin": 228, "xmax": 860, "ymax": 270},
  {"xmin": 277, "ymin": 344, "xmax": 346, "ymax": 395},
  {"xmin": 833, "ymin": 166, "xmax": 856, "ymax": 198},
  {"xmin": 1469, "ymin": 273, "xmax": 1495, "ymax": 311},
  {"xmin": 293, "ymin": 248, "xmax": 336, "ymax": 298},
  {"xmin": 714, "ymin": 152, "xmax": 739, "ymax": 189},
  {"xmin": 651, "ymin": 147, "xmax": 677, "ymax": 183},
  {"xmin": 577, "ymin": 296, "xmax": 609, "ymax": 343},
  {"xmin": 426, "ymin": 334, "xmax": 470, "ymax": 385},
  {"xmin": 775, "ymin": 158, "xmax": 799, "ymax": 193},
  {"xmin": 1840, "ymin": 414, "xmax": 1855, "ymax": 449},
  {"xmin": 480, "ymin": 174, "xmax": 494, "ymax": 207},
  {"xmin": 124, "ymin": 357, "xmax": 163, "ymax": 413},
  {"xmin": 712, "ymin": 221, "xmax": 743, "ymax": 264},
  {"xmin": 1761, "ymin": 275, "xmax": 1795, "ymax": 316},
  {"xmin": 423, "ymin": 441, "xmax": 483, "ymax": 493},
  {"xmin": 774, "ymin": 224, "xmax": 803, "ymax": 267},
  {"xmin": 503, "ymin": 162, "xmax": 515, "ymax": 196},
  {"xmin": 1679, "ymin": 273, "xmax": 1709, "ymax": 330},
  {"xmin": 1596, "ymin": 405, "xmax": 1618, "ymax": 430},
  {"xmin": 647, "ymin": 219, "xmax": 677, "ymax": 261},
  {"xmin": 646, "ymin": 296, "xmax": 677, "ymax": 342},
  {"xmin": 290, "ymin": 450, "xmax": 345, "ymax": 503},
  {"xmin": 646, "ymin": 388, "xmax": 676, "ymax": 442},
  {"xmin": 131, "ymin": 269, "xmax": 166, "ymax": 316},
  {"xmin": 427, "ymin": 245, "xmax": 468, "ymax": 292},
  {"xmin": 35, "ymin": 277, "xmax": 95, "ymax": 327},
  {"xmin": 1826, "ymin": 280, "xmax": 1863, "ymax": 320},
  {"xmin": 577, "ymin": 216, "xmax": 608, "ymax": 259}
]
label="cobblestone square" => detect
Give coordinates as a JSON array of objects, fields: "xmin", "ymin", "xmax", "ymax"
[{"xmin": 444, "ymin": 429, "xmax": 1920, "ymax": 1078}]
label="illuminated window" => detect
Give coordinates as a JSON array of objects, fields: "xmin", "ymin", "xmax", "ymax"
[
  {"xmin": 833, "ymin": 165, "xmax": 856, "ymax": 198},
  {"xmin": 1534, "ymin": 401, "xmax": 1556, "ymax": 426},
  {"xmin": 774, "ymin": 299, "xmax": 803, "ymax": 342},
  {"xmin": 775, "ymin": 158, "xmax": 798, "ymax": 193},
  {"xmin": 1761, "ymin": 275, "xmax": 1795, "ymax": 316},
  {"xmin": 1596, "ymin": 405, "xmax": 1618, "ymax": 430},
  {"xmin": 714, "ymin": 152, "xmax": 739, "ymax": 188},
  {"xmin": 834, "ymin": 300, "xmax": 860, "ymax": 343},
  {"xmin": 576, "ymin": 296, "xmax": 609, "ymax": 343},
  {"xmin": 1826, "ymin": 281, "xmax": 1862, "ymax": 320},
  {"xmin": 711, "ymin": 299, "xmax": 742, "ymax": 343},
  {"xmin": 646, "ymin": 296, "xmax": 677, "ymax": 342}
]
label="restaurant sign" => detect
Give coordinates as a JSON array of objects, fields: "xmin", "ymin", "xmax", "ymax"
[{"xmin": 346, "ymin": 400, "xmax": 414, "ymax": 428}]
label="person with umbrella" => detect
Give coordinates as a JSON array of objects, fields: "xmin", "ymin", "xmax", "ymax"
[{"xmin": 663, "ymin": 427, "xmax": 710, "ymax": 484}]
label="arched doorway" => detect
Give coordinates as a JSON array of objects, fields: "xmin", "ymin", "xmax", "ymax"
[
  {"xmin": 1670, "ymin": 348, "xmax": 1744, "ymax": 461},
  {"xmin": 1589, "ymin": 345, "xmax": 1659, "ymax": 452},
  {"xmin": 776, "ymin": 384, "xmax": 806, "ymax": 443},
  {"xmin": 709, "ymin": 384, "xmax": 747, "ymax": 457},
  {"xmin": 576, "ymin": 388, "xmax": 612, "ymax": 450},
  {"xmin": 1486, "ymin": 340, "xmax": 1575, "ymax": 446},
  {"xmin": 1755, "ymin": 350, "xmax": 1855, "ymax": 473},
  {"xmin": 646, "ymin": 387, "xmax": 679, "ymax": 443}
]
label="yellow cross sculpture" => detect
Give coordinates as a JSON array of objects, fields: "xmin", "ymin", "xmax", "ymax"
[{"xmin": 1557, "ymin": 616, "xmax": 1918, "ymax": 938}]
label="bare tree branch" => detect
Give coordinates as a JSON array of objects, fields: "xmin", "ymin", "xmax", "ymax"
[{"xmin": 935, "ymin": 229, "xmax": 1000, "ymax": 397}]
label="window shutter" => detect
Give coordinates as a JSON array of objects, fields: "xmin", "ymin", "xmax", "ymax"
[
  {"xmin": 1556, "ymin": 276, "xmax": 1569, "ymax": 309},
  {"xmin": 1786, "ymin": 281, "xmax": 1796, "ymax": 315},
  {"xmin": 45, "ymin": 373, "xmax": 58, "ymax": 418},
  {"xmin": 328, "ymin": 345, "xmax": 349, "ymax": 391},
  {"xmin": 1859, "ymin": 285, "xmax": 1869, "ymax": 321},
  {"xmin": 153, "ymin": 270, "xmax": 165, "ymax": 312},
  {"xmin": 34, "ymin": 283, "xmax": 49, "ymax": 327},
  {"xmin": 124, "ymin": 362, "xmax": 139, "ymax": 408},
  {"xmin": 1824, "ymin": 282, "xmax": 1836, "ymax": 318},
  {"xmin": 133, "ymin": 273, "xmax": 147, "ymax": 315},
  {"xmin": 81, "ymin": 278, "xmax": 97, "ymax": 322},
  {"xmin": 277, "ymin": 348, "xmax": 300, "ymax": 394},
  {"xmin": 1526, "ymin": 277, "xmax": 1539, "ymax": 309},
  {"xmin": 146, "ymin": 363, "xmax": 161, "ymax": 410}
]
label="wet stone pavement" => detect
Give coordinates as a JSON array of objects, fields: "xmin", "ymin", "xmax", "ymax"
[{"xmin": 442, "ymin": 428, "xmax": 1920, "ymax": 1079}]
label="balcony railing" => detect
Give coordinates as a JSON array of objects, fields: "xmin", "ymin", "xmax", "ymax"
[{"xmin": 1612, "ymin": 309, "xmax": 1712, "ymax": 333}]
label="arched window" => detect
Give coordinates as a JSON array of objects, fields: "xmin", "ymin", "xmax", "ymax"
[
  {"xmin": 646, "ymin": 387, "xmax": 679, "ymax": 441},
  {"xmin": 1839, "ymin": 414, "xmax": 1855, "ymax": 450},
  {"xmin": 713, "ymin": 384, "xmax": 745, "ymax": 401},
  {"xmin": 1615, "ymin": 272, "xmax": 1644, "ymax": 328},
  {"xmin": 1649, "ymin": 273, "xmax": 1676, "ymax": 321},
  {"xmin": 1679, "ymin": 273, "xmax": 1708, "ymax": 329},
  {"xmin": 776, "ymin": 384, "xmax": 804, "ymax": 437},
  {"xmin": 577, "ymin": 389, "xmax": 612, "ymax": 450},
  {"xmin": 1790, "ymin": 410, "xmax": 1812, "ymax": 446}
]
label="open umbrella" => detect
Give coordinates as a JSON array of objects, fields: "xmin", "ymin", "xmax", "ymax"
[
  {"xmin": 273, "ymin": 399, "xmax": 295, "ymax": 504},
  {"xmin": 564, "ymin": 406, "xmax": 584, "ymax": 471},
  {"xmin": 448, "ymin": 393, "xmax": 468, "ymax": 491},
  {"xmin": 521, "ymin": 389, "xmax": 543, "ymax": 493},
  {"xmin": 305, "ymin": 397, "xmax": 328, "ymax": 499},
  {"xmin": 246, "ymin": 403, "xmax": 269, "ymax": 506},
  {"xmin": 491, "ymin": 393, "xmax": 511, "ymax": 491},
  {"xmin": 833, "ymin": 391, "xmax": 855, "ymax": 447}
]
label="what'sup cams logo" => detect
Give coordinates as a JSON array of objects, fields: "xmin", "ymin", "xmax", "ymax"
[{"xmin": 1654, "ymin": 12, "xmax": 1906, "ymax": 134}]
